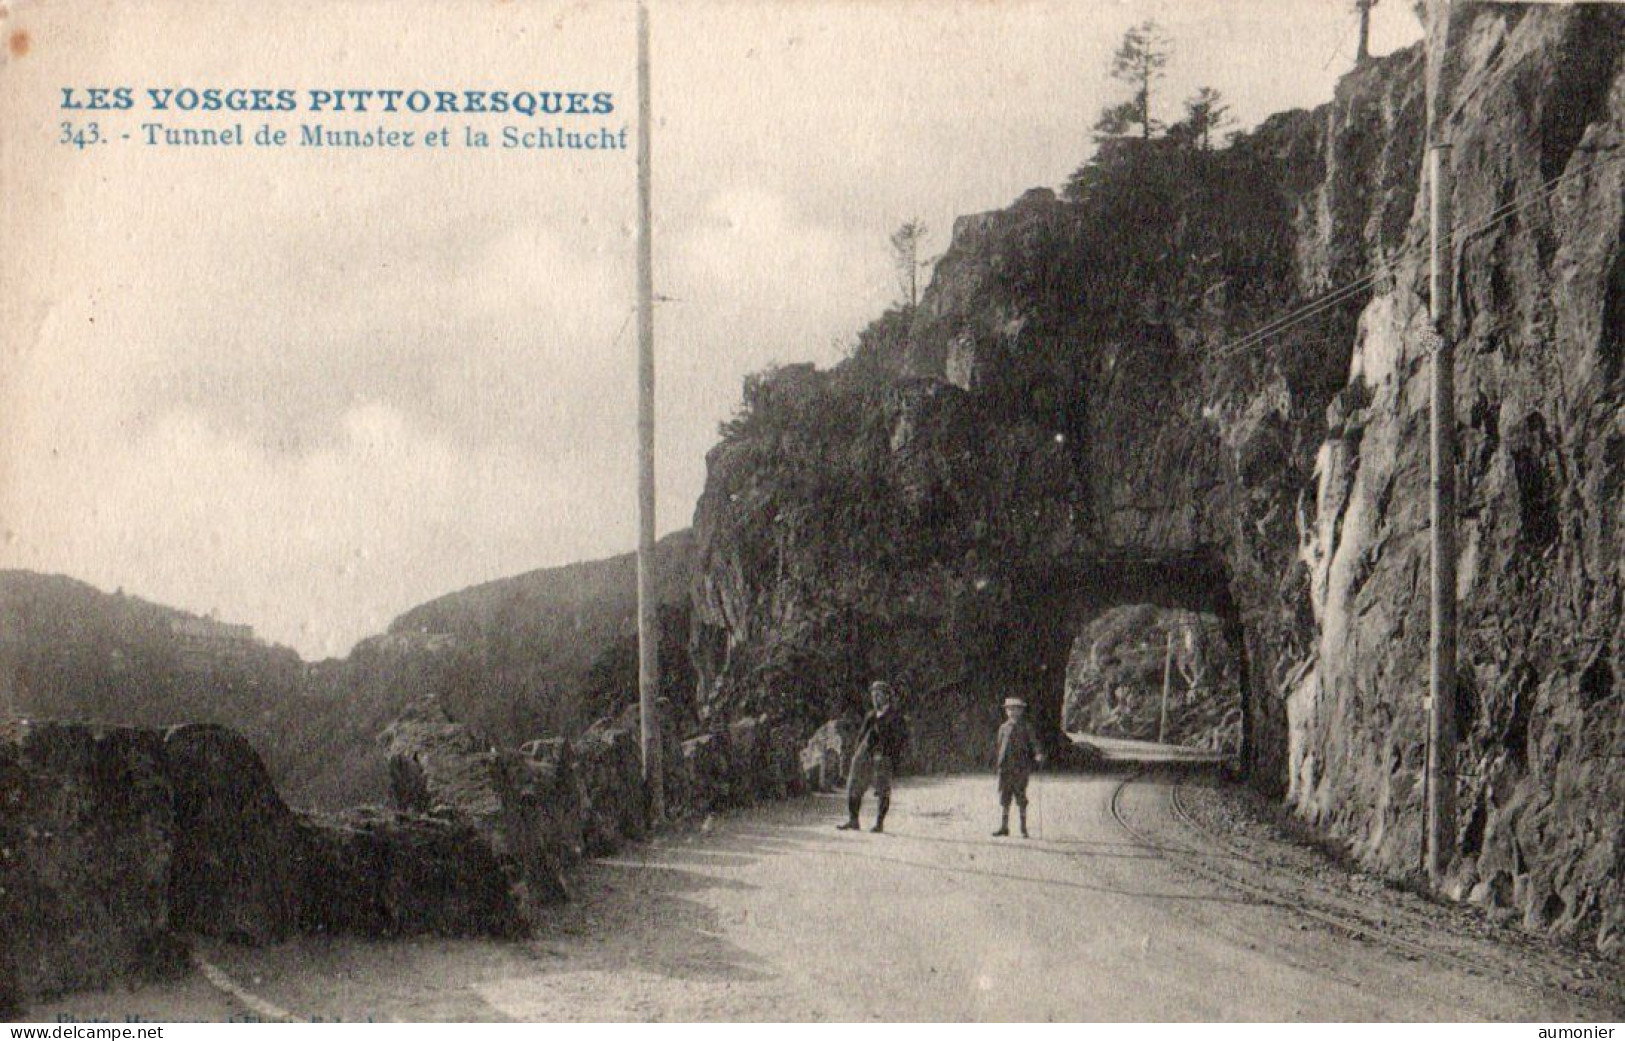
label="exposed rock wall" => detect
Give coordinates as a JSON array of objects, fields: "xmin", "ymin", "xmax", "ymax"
[
  {"xmin": 1064, "ymin": 605, "xmax": 1243, "ymax": 752},
  {"xmin": 690, "ymin": 5, "xmax": 1622, "ymax": 954},
  {"xmin": 1291, "ymin": 2, "xmax": 1625, "ymax": 953}
]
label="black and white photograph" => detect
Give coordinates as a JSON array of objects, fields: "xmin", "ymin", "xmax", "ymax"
[{"xmin": 0, "ymin": 0, "xmax": 1621, "ymax": 1025}]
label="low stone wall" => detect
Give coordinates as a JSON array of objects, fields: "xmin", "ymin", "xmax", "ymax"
[
  {"xmin": 165, "ymin": 724, "xmax": 302, "ymax": 943},
  {"xmin": 295, "ymin": 808, "xmax": 523, "ymax": 938},
  {"xmin": 1, "ymin": 725, "xmax": 185, "ymax": 1010},
  {"xmin": 2, "ymin": 719, "xmax": 554, "ymax": 1009},
  {"xmin": 3, "ymin": 707, "xmax": 820, "ymax": 1012}
]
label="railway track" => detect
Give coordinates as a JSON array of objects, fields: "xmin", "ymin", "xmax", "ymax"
[{"xmin": 1108, "ymin": 769, "xmax": 1618, "ymax": 1015}]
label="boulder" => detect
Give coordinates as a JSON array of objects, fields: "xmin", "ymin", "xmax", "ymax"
[
  {"xmin": 2, "ymin": 723, "xmax": 185, "ymax": 1004},
  {"xmin": 574, "ymin": 723, "xmax": 645, "ymax": 854},
  {"xmin": 381, "ymin": 702, "xmax": 501, "ymax": 818},
  {"xmin": 295, "ymin": 808, "xmax": 523, "ymax": 938},
  {"xmin": 380, "ymin": 699, "xmax": 570, "ymax": 918},
  {"xmin": 162, "ymin": 723, "xmax": 302, "ymax": 943}
]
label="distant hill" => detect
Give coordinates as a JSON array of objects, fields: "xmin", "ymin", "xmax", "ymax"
[
  {"xmin": 389, "ymin": 528, "xmax": 697, "ymax": 742},
  {"xmin": 0, "ymin": 530, "xmax": 696, "ymax": 808},
  {"xmin": 0, "ymin": 570, "xmax": 303, "ymax": 732}
]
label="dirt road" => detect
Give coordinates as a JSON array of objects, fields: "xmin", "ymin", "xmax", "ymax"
[{"xmin": 28, "ymin": 770, "xmax": 1623, "ymax": 1022}]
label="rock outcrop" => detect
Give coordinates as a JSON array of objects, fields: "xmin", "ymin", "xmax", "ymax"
[
  {"xmin": 690, "ymin": 4, "xmax": 1623, "ymax": 955},
  {"xmin": 380, "ymin": 699, "xmax": 571, "ymax": 911},
  {"xmin": 1, "ymin": 724, "xmax": 184, "ymax": 1006},
  {"xmin": 2, "ymin": 717, "xmax": 547, "ymax": 1008}
]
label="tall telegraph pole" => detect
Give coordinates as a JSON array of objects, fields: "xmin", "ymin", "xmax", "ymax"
[
  {"xmin": 1426, "ymin": 142, "xmax": 1456, "ymax": 885},
  {"xmin": 635, "ymin": 0, "xmax": 664, "ymax": 822},
  {"xmin": 1158, "ymin": 630, "xmax": 1174, "ymax": 746}
]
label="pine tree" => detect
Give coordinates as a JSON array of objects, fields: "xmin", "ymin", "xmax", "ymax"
[
  {"xmin": 889, "ymin": 220, "xmax": 929, "ymax": 309},
  {"xmin": 1105, "ymin": 21, "xmax": 1172, "ymax": 141},
  {"xmin": 1171, "ymin": 87, "xmax": 1233, "ymax": 152}
]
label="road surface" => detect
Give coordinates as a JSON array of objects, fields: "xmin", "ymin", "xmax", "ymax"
[{"xmin": 27, "ymin": 769, "xmax": 1623, "ymax": 1022}]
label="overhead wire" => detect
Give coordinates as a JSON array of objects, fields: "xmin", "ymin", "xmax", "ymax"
[{"xmin": 1204, "ymin": 149, "xmax": 1624, "ymax": 362}]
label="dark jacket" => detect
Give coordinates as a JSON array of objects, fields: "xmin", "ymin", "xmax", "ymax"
[
  {"xmin": 855, "ymin": 707, "xmax": 908, "ymax": 762},
  {"xmin": 996, "ymin": 716, "xmax": 1042, "ymax": 779}
]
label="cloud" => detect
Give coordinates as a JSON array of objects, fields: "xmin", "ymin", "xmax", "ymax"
[
  {"xmin": 0, "ymin": 0, "xmax": 1422, "ymax": 658},
  {"xmin": 5, "ymin": 396, "xmax": 625, "ymax": 658}
]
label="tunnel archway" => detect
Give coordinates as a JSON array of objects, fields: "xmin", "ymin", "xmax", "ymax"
[
  {"xmin": 906, "ymin": 550, "xmax": 1255, "ymax": 777},
  {"xmin": 1063, "ymin": 604, "xmax": 1244, "ymax": 755}
]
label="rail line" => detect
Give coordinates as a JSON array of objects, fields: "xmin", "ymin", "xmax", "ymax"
[{"xmin": 1107, "ymin": 770, "xmax": 1613, "ymax": 1015}]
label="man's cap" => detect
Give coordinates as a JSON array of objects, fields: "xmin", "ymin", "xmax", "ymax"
[
  {"xmin": 1003, "ymin": 698, "xmax": 1027, "ymax": 708},
  {"xmin": 870, "ymin": 680, "xmax": 892, "ymax": 693}
]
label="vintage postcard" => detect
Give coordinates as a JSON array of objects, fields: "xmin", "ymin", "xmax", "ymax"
[{"xmin": 1, "ymin": 0, "xmax": 1621, "ymax": 1026}]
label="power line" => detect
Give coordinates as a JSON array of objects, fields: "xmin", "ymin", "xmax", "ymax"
[
  {"xmin": 1206, "ymin": 149, "xmax": 1624, "ymax": 362},
  {"xmin": 1212, "ymin": 271, "xmax": 1383, "ymax": 361}
]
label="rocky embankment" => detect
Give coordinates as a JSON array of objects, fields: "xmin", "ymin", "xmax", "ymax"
[
  {"xmin": 0, "ymin": 698, "xmax": 820, "ymax": 1013},
  {"xmin": 690, "ymin": 3, "xmax": 1622, "ymax": 955},
  {"xmin": 1064, "ymin": 605, "xmax": 1243, "ymax": 752}
]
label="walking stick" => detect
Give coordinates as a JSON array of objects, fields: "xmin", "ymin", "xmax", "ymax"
[{"xmin": 1033, "ymin": 767, "xmax": 1043, "ymax": 840}]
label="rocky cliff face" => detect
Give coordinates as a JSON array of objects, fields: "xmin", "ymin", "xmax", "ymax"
[
  {"xmin": 693, "ymin": 48, "xmax": 1419, "ymax": 773},
  {"xmin": 1291, "ymin": 3, "xmax": 1624, "ymax": 953},
  {"xmin": 691, "ymin": 4, "xmax": 1622, "ymax": 954}
]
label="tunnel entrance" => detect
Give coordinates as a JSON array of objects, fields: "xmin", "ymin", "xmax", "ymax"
[
  {"xmin": 868, "ymin": 552, "xmax": 1257, "ymax": 780},
  {"xmin": 929, "ymin": 553, "xmax": 1254, "ymax": 775},
  {"xmin": 1062, "ymin": 604, "xmax": 1243, "ymax": 756}
]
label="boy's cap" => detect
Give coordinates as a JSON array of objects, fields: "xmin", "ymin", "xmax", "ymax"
[{"xmin": 1003, "ymin": 698, "xmax": 1027, "ymax": 708}]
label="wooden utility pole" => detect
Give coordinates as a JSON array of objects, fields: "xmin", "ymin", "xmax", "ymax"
[
  {"xmin": 1426, "ymin": 142, "xmax": 1456, "ymax": 885},
  {"xmin": 1355, "ymin": 0, "xmax": 1380, "ymax": 65},
  {"xmin": 1158, "ymin": 630, "xmax": 1174, "ymax": 746},
  {"xmin": 635, "ymin": 0, "xmax": 664, "ymax": 822}
]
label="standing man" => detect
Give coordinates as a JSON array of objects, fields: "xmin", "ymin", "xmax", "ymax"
[
  {"xmin": 837, "ymin": 680, "xmax": 908, "ymax": 834},
  {"xmin": 993, "ymin": 697, "xmax": 1044, "ymax": 838}
]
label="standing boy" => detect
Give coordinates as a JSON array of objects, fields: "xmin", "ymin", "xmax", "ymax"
[
  {"xmin": 837, "ymin": 680, "xmax": 907, "ymax": 834},
  {"xmin": 993, "ymin": 697, "xmax": 1044, "ymax": 837}
]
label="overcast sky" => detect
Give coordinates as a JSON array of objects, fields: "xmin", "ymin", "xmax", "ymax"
[{"xmin": 0, "ymin": 0, "xmax": 1422, "ymax": 659}]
